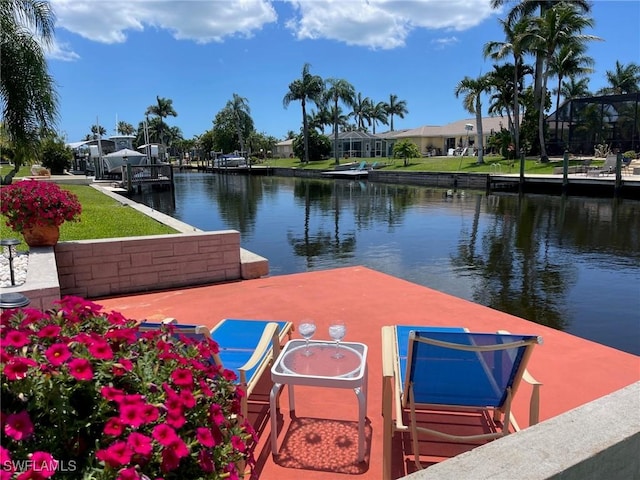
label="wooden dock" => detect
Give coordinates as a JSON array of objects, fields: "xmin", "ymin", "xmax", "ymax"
[
  {"xmin": 122, "ymin": 164, "xmax": 174, "ymax": 193},
  {"xmin": 488, "ymin": 172, "xmax": 640, "ymax": 199}
]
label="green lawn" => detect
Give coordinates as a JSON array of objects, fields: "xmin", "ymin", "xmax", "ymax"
[
  {"xmin": 258, "ymin": 155, "xmax": 603, "ymax": 174},
  {"xmin": 1, "ymin": 184, "xmax": 178, "ymax": 251}
]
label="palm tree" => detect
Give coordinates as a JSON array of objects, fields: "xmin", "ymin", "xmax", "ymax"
[
  {"xmin": 90, "ymin": 124, "xmax": 107, "ymax": 140},
  {"xmin": 548, "ymin": 41, "xmax": 594, "ymax": 113},
  {"xmin": 283, "ymin": 63, "xmax": 324, "ymax": 164},
  {"xmin": 226, "ymin": 93, "xmax": 250, "ymax": 154},
  {"xmin": 491, "ymin": 0, "xmax": 592, "ymax": 105},
  {"xmin": 384, "ymin": 94, "xmax": 408, "ymax": 131},
  {"xmin": 454, "ymin": 75, "xmax": 491, "ymax": 165},
  {"xmin": 145, "ymin": 96, "xmax": 177, "ymax": 148},
  {"xmin": 484, "ymin": 16, "xmax": 531, "ymax": 157},
  {"xmin": 597, "ymin": 61, "xmax": 640, "ymax": 95},
  {"xmin": 521, "ymin": 3, "xmax": 598, "ymax": 162},
  {"xmin": 559, "ymin": 76, "xmax": 591, "ymax": 100},
  {"xmin": 325, "ymin": 78, "xmax": 355, "ymax": 164},
  {"xmin": 368, "ymin": 101, "xmax": 389, "ymax": 135},
  {"xmin": 308, "ymin": 105, "xmax": 333, "ymax": 134},
  {"xmin": 1, "ymin": 0, "xmax": 58, "ymax": 183},
  {"xmin": 117, "ymin": 121, "xmax": 135, "ymax": 135},
  {"xmin": 351, "ymin": 93, "xmax": 371, "ymax": 131}
]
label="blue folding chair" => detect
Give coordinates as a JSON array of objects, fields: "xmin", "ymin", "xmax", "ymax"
[
  {"xmin": 382, "ymin": 325, "xmax": 542, "ymax": 476},
  {"xmin": 138, "ymin": 318, "xmax": 293, "ymax": 419}
]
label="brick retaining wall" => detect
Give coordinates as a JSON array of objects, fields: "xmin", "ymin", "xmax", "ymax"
[{"xmin": 55, "ymin": 231, "xmax": 242, "ymax": 298}]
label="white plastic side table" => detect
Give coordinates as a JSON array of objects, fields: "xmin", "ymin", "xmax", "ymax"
[{"xmin": 270, "ymin": 339, "xmax": 368, "ymax": 462}]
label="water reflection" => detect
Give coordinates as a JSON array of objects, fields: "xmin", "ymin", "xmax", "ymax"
[{"xmin": 132, "ymin": 172, "xmax": 640, "ymax": 355}]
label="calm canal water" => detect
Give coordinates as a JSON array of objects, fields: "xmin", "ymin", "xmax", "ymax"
[{"xmin": 132, "ymin": 172, "xmax": 640, "ymax": 356}]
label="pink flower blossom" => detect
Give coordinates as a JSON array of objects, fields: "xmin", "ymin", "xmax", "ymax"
[
  {"xmin": 4, "ymin": 357, "xmax": 38, "ymax": 380},
  {"xmin": 140, "ymin": 404, "xmax": 159, "ymax": 424},
  {"xmin": 120, "ymin": 404, "xmax": 146, "ymax": 428},
  {"xmin": 29, "ymin": 452, "xmax": 57, "ymax": 478},
  {"xmin": 231, "ymin": 435, "xmax": 246, "ymax": 453},
  {"xmin": 4, "ymin": 411, "xmax": 34, "ymax": 441},
  {"xmin": 101, "ymin": 386, "xmax": 125, "ymax": 403},
  {"xmin": 37, "ymin": 325, "xmax": 61, "ymax": 338},
  {"xmin": 195, "ymin": 427, "xmax": 216, "ymax": 448},
  {"xmin": 103, "ymin": 417, "xmax": 124, "ymax": 437},
  {"xmin": 151, "ymin": 425, "xmax": 178, "ymax": 447},
  {"xmin": 198, "ymin": 449, "xmax": 214, "ymax": 473},
  {"xmin": 4, "ymin": 329, "xmax": 30, "ymax": 347},
  {"xmin": 45, "ymin": 344, "xmax": 71, "ymax": 366},
  {"xmin": 67, "ymin": 358, "xmax": 93, "ymax": 381},
  {"xmin": 116, "ymin": 467, "xmax": 141, "ymax": 480},
  {"xmin": 209, "ymin": 404, "xmax": 226, "ymax": 426},
  {"xmin": 126, "ymin": 432, "xmax": 153, "ymax": 457},
  {"xmin": 160, "ymin": 449, "xmax": 180, "ymax": 473},
  {"xmin": 87, "ymin": 339, "xmax": 113, "ymax": 360},
  {"xmin": 96, "ymin": 441, "xmax": 132, "ymax": 468},
  {"xmin": 170, "ymin": 368, "xmax": 193, "ymax": 389}
]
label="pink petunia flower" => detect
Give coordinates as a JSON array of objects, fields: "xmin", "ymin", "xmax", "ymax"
[
  {"xmin": 231, "ymin": 435, "xmax": 246, "ymax": 453},
  {"xmin": 96, "ymin": 441, "xmax": 132, "ymax": 468},
  {"xmin": 44, "ymin": 344, "xmax": 71, "ymax": 366},
  {"xmin": 198, "ymin": 450, "xmax": 214, "ymax": 473},
  {"xmin": 30, "ymin": 451, "xmax": 57, "ymax": 478},
  {"xmin": 209, "ymin": 404, "xmax": 226, "ymax": 426},
  {"xmin": 160, "ymin": 449, "xmax": 180, "ymax": 473},
  {"xmin": 101, "ymin": 386, "xmax": 125, "ymax": 403},
  {"xmin": 87, "ymin": 340, "xmax": 113, "ymax": 360},
  {"xmin": 167, "ymin": 438, "xmax": 189, "ymax": 458},
  {"xmin": 140, "ymin": 404, "xmax": 159, "ymax": 424},
  {"xmin": 126, "ymin": 432, "xmax": 153, "ymax": 457},
  {"xmin": 103, "ymin": 417, "xmax": 124, "ymax": 437},
  {"xmin": 37, "ymin": 325, "xmax": 61, "ymax": 338},
  {"xmin": 170, "ymin": 369, "xmax": 193, "ymax": 389},
  {"xmin": 165, "ymin": 408, "xmax": 185, "ymax": 429},
  {"xmin": 178, "ymin": 390, "xmax": 195, "ymax": 408},
  {"xmin": 119, "ymin": 405, "xmax": 146, "ymax": 428},
  {"xmin": 195, "ymin": 427, "xmax": 216, "ymax": 448},
  {"xmin": 67, "ymin": 358, "xmax": 93, "ymax": 381},
  {"xmin": 4, "ymin": 411, "xmax": 34, "ymax": 441},
  {"xmin": 116, "ymin": 467, "xmax": 141, "ymax": 480},
  {"xmin": 3, "ymin": 329, "xmax": 30, "ymax": 348},
  {"xmin": 0, "ymin": 446, "xmax": 13, "ymax": 473},
  {"xmin": 151, "ymin": 424, "xmax": 178, "ymax": 447}
]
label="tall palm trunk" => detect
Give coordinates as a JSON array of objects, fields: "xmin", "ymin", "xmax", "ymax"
[
  {"xmin": 333, "ymin": 103, "xmax": 339, "ymax": 164},
  {"xmin": 302, "ymin": 99, "xmax": 309, "ymax": 164}
]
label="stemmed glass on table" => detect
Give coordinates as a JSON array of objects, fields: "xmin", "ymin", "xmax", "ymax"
[
  {"xmin": 328, "ymin": 320, "xmax": 346, "ymax": 359},
  {"xmin": 299, "ymin": 319, "xmax": 317, "ymax": 356}
]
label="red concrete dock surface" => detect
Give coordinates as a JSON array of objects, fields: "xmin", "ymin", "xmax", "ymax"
[{"xmin": 96, "ymin": 266, "xmax": 640, "ymax": 479}]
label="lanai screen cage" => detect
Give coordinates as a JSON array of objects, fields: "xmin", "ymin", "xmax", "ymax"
[
  {"xmin": 546, "ymin": 93, "xmax": 639, "ymax": 156},
  {"xmin": 334, "ymin": 131, "xmax": 388, "ymax": 158}
]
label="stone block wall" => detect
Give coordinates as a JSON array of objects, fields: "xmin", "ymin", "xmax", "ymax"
[{"xmin": 55, "ymin": 231, "xmax": 242, "ymax": 298}]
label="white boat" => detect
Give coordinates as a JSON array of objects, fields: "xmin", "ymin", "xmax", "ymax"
[
  {"xmin": 214, "ymin": 154, "xmax": 247, "ymax": 168},
  {"xmin": 103, "ymin": 148, "xmax": 149, "ymax": 174}
]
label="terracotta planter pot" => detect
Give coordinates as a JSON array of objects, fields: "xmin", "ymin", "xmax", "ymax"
[{"xmin": 23, "ymin": 224, "xmax": 60, "ymax": 247}]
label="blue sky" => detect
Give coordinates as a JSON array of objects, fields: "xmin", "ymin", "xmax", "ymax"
[{"xmin": 47, "ymin": 0, "xmax": 640, "ymax": 143}]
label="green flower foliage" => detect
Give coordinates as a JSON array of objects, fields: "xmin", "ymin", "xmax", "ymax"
[{"xmin": 1, "ymin": 297, "xmax": 254, "ymax": 479}]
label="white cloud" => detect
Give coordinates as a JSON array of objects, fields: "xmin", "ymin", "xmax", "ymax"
[
  {"xmin": 286, "ymin": 0, "xmax": 495, "ymax": 50},
  {"xmin": 46, "ymin": 40, "xmax": 81, "ymax": 61},
  {"xmin": 50, "ymin": 0, "xmax": 277, "ymax": 45},
  {"xmin": 48, "ymin": 0, "xmax": 495, "ymax": 57},
  {"xmin": 431, "ymin": 36, "xmax": 459, "ymax": 50}
]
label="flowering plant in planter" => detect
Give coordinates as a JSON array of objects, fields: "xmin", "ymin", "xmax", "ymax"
[
  {"xmin": 0, "ymin": 180, "xmax": 81, "ymax": 233},
  {"xmin": 0, "ymin": 296, "xmax": 255, "ymax": 479}
]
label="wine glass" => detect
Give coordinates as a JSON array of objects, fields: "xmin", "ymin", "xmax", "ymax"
[
  {"xmin": 328, "ymin": 320, "xmax": 346, "ymax": 359},
  {"xmin": 299, "ymin": 319, "xmax": 317, "ymax": 356}
]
